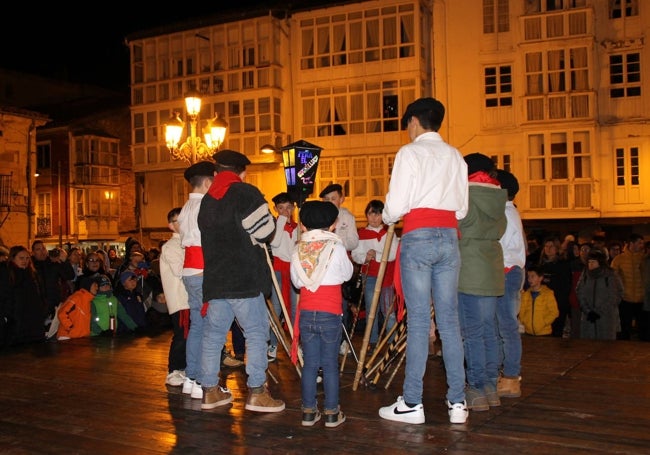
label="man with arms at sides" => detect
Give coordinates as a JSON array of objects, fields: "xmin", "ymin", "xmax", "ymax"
[{"xmin": 379, "ymin": 97, "xmax": 469, "ymax": 425}]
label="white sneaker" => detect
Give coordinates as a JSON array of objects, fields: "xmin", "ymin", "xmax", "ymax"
[
  {"xmin": 267, "ymin": 345, "xmax": 277, "ymax": 362},
  {"xmin": 191, "ymin": 381, "xmax": 203, "ymax": 400},
  {"xmin": 165, "ymin": 370, "xmax": 186, "ymax": 387},
  {"xmin": 182, "ymin": 377, "xmax": 194, "ymax": 395},
  {"xmin": 339, "ymin": 341, "xmax": 348, "ymax": 355},
  {"xmin": 447, "ymin": 400, "xmax": 468, "ymax": 424},
  {"xmin": 378, "ymin": 396, "xmax": 425, "ymax": 424}
]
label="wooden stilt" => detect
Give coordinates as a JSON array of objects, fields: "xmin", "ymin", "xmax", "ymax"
[
  {"xmin": 353, "ymin": 224, "xmax": 395, "ymax": 390},
  {"xmin": 340, "ymin": 263, "xmax": 369, "ymax": 373},
  {"xmin": 384, "ymin": 349, "xmax": 407, "ymax": 389}
]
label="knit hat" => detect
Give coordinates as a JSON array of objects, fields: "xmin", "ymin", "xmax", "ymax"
[
  {"xmin": 212, "ymin": 149, "xmax": 250, "ymax": 167},
  {"xmin": 464, "ymin": 153, "xmax": 495, "ymax": 175},
  {"xmin": 120, "ymin": 270, "xmax": 137, "ymax": 285},
  {"xmin": 496, "ymin": 169, "xmax": 519, "ymax": 199},
  {"xmin": 184, "ymin": 161, "xmax": 215, "ymax": 182},
  {"xmin": 300, "ymin": 201, "xmax": 339, "ymax": 229},
  {"xmin": 95, "ymin": 274, "xmax": 112, "ymax": 289},
  {"xmin": 318, "ymin": 183, "xmax": 342, "ymax": 198},
  {"xmin": 401, "ymin": 97, "xmax": 445, "ymax": 129}
]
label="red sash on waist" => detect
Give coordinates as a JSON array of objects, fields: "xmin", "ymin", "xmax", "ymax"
[
  {"xmin": 394, "ymin": 208, "xmax": 458, "ymax": 321},
  {"xmin": 184, "ymin": 246, "xmax": 204, "ymax": 269},
  {"xmin": 290, "ymin": 285, "xmax": 341, "ymax": 364},
  {"xmin": 273, "ymin": 257, "xmax": 292, "ymax": 317}
]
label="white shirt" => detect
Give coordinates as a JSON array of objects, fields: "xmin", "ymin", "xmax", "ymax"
[
  {"xmin": 500, "ymin": 200, "xmax": 527, "ymax": 269},
  {"xmin": 383, "ymin": 131, "xmax": 468, "ymax": 225},
  {"xmin": 270, "ymin": 214, "xmax": 298, "ymax": 262},
  {"xmin": 335, "ymin": 206, "xmax": 359, "ymax": 251}
]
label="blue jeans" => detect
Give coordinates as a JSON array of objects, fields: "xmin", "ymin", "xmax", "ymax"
[
  {"xmin": 269, "ymin": 269, "xmax": 297, "ymax": 346},
  {"xmin": 458, "ymin": 293, "xmax": 499, "ymax": 389},
  {"xmin": 364, "ymin": 276, "xmax": 396, "ymax": 344},
  {"xmin": 400, "ymin": 228, "xmax": 466, "ymax": 405},
  {"xmin": 200, "ymin": 293, "xmax": 269, "ymax": 388},
  {"xmin": 496, "ymin": 266, "xmax": 524, "ymax": 377},
  {"xmin": 299, "ymin": 310, "xmax": 342, "ymax": 412},
  {"xmin": 182, "ymin": 274, "xmax": 204, "ymax": 381}
]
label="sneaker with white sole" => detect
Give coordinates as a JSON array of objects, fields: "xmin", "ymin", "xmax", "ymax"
[
  {"xmin": 191, "ymin": 381, "xmax": 203, "ymax": 400},
  {"xmin": 201, "ymin": 386, "xmax": 232, "ymax": 410},
  {"xmin": 245, "ymin": 385, "xmax": 285, "ymax": 413},
  {"xmin": 339, "ymin": 341, "xmax": 348, "ymax": 355},
  {"xmin": 447, "ymin": 400, "xmax": 468, "ymax": 424},
  {"xmin": 267, "ymin": 345, "xmax": 277, "ymax": 362},
  {"xmin": 182, "ymin": 377, "xmax": 194, "ymax": 395},
  {"xmin": 165, "ymin": 370, "xmax": 186, "ymax": 387},
  {"xmin": 378, "ymin": 396, "xmax": 425, "ymax": 424}
]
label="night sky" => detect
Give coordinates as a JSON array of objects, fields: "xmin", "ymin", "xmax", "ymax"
[{"xmin": 2, "ymin": 1, "xmax": 341, "ymax": 94}]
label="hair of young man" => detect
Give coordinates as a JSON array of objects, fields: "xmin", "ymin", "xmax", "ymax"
[
  {"xmin": 365, "ymin": 199, "xmax": 384, "ymax": 215},
  {"xmin": 188, "ymin": 174, "xmax": 212, "ymax": 189},
  {"xmin": 167, "ymin": 207, "xmax": 182, "ymax": 223}
]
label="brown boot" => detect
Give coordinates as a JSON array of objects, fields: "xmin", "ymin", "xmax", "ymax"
[
  {"xmin": 245, "ymin": 384, "xmax": 285, "ymax": 413},
  {"xmin": 497, "ymin": 376, "xmax": 521, "ymax": 398}
]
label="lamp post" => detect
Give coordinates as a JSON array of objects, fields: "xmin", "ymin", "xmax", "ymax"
[
  {"xmin": 280, "ymin": 140, "xmax": 323, "ymax": 208},
  {"xmin": 164, "ymin": 91, "xmax": 228, "ymax": 163}
]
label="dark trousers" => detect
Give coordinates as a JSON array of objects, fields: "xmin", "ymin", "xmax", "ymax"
[
  {"xmin": 618, "ymin": 300, "xmax": 643, "ymax": 340},
  {"xmin": 168, "ymin": 310, "xmax": 187, "ymax": 372}
]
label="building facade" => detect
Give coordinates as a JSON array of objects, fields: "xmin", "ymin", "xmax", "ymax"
[
  {"xmin": 0, "ymin": 106, "xmax": 50, "ymax": 248},
  {"xmin": 126, "ymin": 0, "xmax": 650, "ymax": 246}
]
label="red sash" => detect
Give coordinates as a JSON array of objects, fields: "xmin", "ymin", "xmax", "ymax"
[
  {"xmin": 394, "ymin": 208, "xmax": 458, "ymax": 321},
  {"xmin": 184, "ymin": 246, "xmax": 204, "ymax": 269},
  {"xmin": 290, "ymin": 285, "xmax": 341, "ymax": 364},
  {"xmin": 273, "ymin": 257, "xmax": 292, "ymax": 318}
]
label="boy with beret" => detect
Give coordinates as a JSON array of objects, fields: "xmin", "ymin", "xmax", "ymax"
[
  {"xmin": 290, "ymin": 200, "xmax": 353, "ymax": 427},
  {"xmin": 197, "ymin": 149, "xmax": 284, "ymax": 412},
  {"xmin": 457, "ymin": 153, "xmax": 507, "ymax": 411}
]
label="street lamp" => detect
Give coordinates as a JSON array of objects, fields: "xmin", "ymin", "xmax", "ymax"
[
  {"xmin": 280, "ymin": 140, "xmax": 323, "ymax": 208},
  {"xmin": 164, "ymin": 91, "xmax": 228, "ymax": 163}
]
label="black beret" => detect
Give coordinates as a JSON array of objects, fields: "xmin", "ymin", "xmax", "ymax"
[
  {"xmin": 183, "ymin": 161, "xmax": 215, "ymax": 182},
  {"xmin": 300, "ymin": 201, "xmax": 339, "ymax": 229},
  {"xmin": 212, "ymin": 149, "xmax": 251, "ymax": 167},
  {"xmin": 464, "ymin": 153, "xmax": 495, "ymax": 175},
  {"xmin": 496, "ymin": 169, "xmax": 519, "ymax": 199},
  {"xmin": 401, "ymin": 97, "xmax": 445, "ymax": 129},
  {"xmin": 318, "ymin": 183, "xmax": 343, "ymax": 198}
]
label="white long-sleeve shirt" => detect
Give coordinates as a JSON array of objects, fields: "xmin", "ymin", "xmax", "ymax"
[
  {"xmin": 383, "ymin": 132, "xmax": 468, "ymax": 225},
  {"xmin": 335, "ymin": 206, "xmax": 359, "ymax": 251},
  {"xmin": 270, "ymin": 214, "xmax": 298, "ymax": 262},
  {"xmin": 500, "ymin": 201, "xmax": 527, "ymax": 269}
]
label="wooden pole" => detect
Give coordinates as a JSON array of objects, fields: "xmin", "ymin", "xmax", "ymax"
[{"xmin": 352, "ymin": 224, "xmax": 395, "ymax": 390}]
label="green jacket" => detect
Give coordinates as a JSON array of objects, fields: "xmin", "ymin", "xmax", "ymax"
[
  {"xmin": 458, "ymin": 184, "xmax": 507, "ymax": 296},
  {"xmin": 91, "ymin": 293, "xmax": 137, "ymax": 336}
]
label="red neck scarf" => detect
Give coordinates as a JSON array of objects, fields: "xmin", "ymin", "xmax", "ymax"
[
  {"xmin": 358, "ymin": 227, "xmax": 386, "ymax": 241},
  {"xmin": 208, "ymin": 171, "xmax": 241, "ymax": 200},
  {"xmin": 284, "ymin": 219, "xmax": 297, "ymax": 235},
  {"xmin": 468, "ymin": 170, "xmax": 501, "ymax": 186}
]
